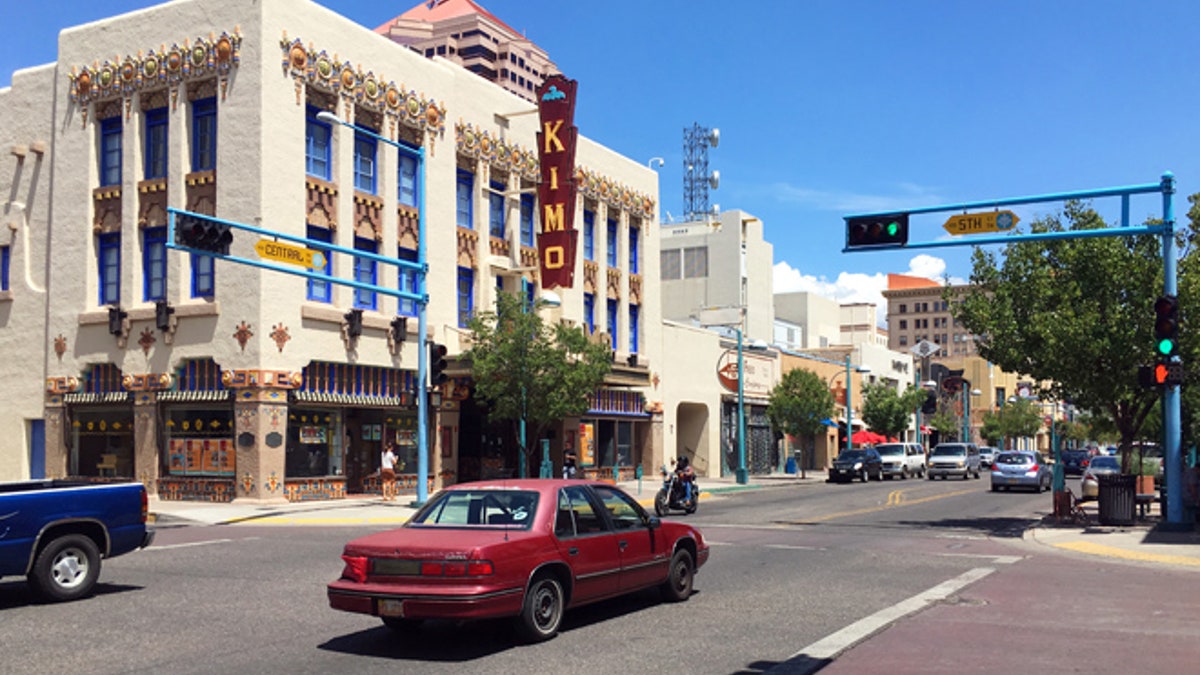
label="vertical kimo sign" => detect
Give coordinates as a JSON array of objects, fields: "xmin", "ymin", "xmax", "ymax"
[{"xmin": 536, "ymin": 74, "xmax": 579, "ymax": 289}]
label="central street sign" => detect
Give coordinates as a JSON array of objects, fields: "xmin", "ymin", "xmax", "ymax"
[
  {"xmin": 254, "ymin": 239, "xmax": 324, "ymax": 268},
  {"xmin": 943, "ymin": 210, "xmax": 1020, "ymax": 236}
]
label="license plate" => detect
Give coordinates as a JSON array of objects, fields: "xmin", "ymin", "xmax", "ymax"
[
  {"xmin": 1007, "ymin": 478, "xmax": 1019, "ymax": 485},
  {"xmin": 379, "ymin": 599, "xmax": 405, "ymax": 617}
]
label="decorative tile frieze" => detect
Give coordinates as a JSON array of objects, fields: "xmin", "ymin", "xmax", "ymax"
[
  {"xmin": 457, "ymin": 227, "xmax": 478, "ymax": 268},
  {"xmin": 575, "ymin": 166, "xmax": 656, "ymax": 219},
  {"xmin": 221, "ymin": 369, "xmax": 303, "ymax": 389},
  {"xmin": 455, "ymin": 121, "xmax": 539, "ymax": 181}
]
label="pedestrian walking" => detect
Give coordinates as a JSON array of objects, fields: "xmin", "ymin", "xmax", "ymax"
[{"xmin": 380, "ymin": 442, "xmax": 397, "ymax": 501}]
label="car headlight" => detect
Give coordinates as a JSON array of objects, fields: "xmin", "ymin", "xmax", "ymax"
[
  {"xmin": 956, "ymin": 460, "xmax": 965, "ymax": 468},
  {"xmin": 853, "ymin": 462, "xmax": 863, "ymax": 470}
]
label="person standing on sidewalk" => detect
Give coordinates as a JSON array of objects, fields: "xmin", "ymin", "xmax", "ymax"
[
  {"xmin": 563, "ymin": 448, "xmax": 578, "ymax": 479},
  {"xmin": 380, "ymin": 443, "xmax": 397, "ymax": 501}
]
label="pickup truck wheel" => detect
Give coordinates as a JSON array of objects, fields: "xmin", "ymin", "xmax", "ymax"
[{"xmin": 29, "ymin": 534, "xmax": 100, "ymax": 602}]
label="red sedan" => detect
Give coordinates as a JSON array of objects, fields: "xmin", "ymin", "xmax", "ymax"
[{"xmin": 328, "ymin": 479, "xmax": 709, "ymax": 642}]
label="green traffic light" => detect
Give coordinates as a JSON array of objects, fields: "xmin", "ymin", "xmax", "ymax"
[
  {"xmin": 886, "ymin": 221, "xmax": 899, "ymax": 236},
  {"xmin": 1157, "ymin": 338, "xmax": 1176, "ymax": 356}
]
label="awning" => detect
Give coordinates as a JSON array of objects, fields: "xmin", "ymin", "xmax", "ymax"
[{"xmin": 292, "ymin": 391, "xmax": 412, "ymax": 408}]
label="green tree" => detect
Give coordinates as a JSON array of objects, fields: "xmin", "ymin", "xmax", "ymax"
[
  {"xmin": 952, "ymin": 201, "xmax": 1177, "ymax": 472},
  {"xmin": 465, "ymin": 291, "xmax": 612, "ymax": 477},
  {"xmin": 767, "ymin": 368, "xmax": 835, "ymax": 468},
  {"xmin": 926, "ymin": 403, "xmax": 958, "ymax": 439},
  {"xmin": 860, "ymin": 383, "xmax": 927, "ymax": 440}
]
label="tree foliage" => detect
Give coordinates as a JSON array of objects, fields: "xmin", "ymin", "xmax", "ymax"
[
  {"xmin": 860, "ymin": 383, "xmax": 927, "ymax": 440},
  {"xmin": 465, "ymin": 291, "xmax": 612, "ymax": 475},
  {"xmin": 767, "ymin": 368, "xmax": 835, "ymax": 456},
  {"xmin": 952, "ymin": 200, "xmax": 1187, "ymax": 471}
]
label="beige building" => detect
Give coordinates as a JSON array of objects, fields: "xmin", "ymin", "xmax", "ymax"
[
  {"xmin": 0, "ymin": 0, "xmax": 675, "ymax": 499},
  {"xmin": 374, "ymin": 0, "xmax": 557, "ymax": 104},
  {"xmin": 882, "ymin": 273, "xmax": 979, "ymax": 358}
]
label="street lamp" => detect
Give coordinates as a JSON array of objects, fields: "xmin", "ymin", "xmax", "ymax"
[
  {"xmin": 647, "ymin": 157, "xmax": 665, "ymax": 169},
  {"xmin": 827, "ymin": 355, "xmax": 870, "ymax": 457},
  {"xmin": 316, "ymin": 111, "xmax": 430, "ymax": 503},
  {"xmin": 961, "ymin": 384, "xmax": 981, "ymax": 443},
  {"xmin": 515, "ymin": 275, "xmax": 560, "ymax": 479},
  {"xmin": 733, "ymin": 327, "xmax": 771, "ymax": 485}
]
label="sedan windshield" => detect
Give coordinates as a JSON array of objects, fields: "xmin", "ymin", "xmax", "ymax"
[
  {"xmin": 1089, "ymin": 456, "xmax": 1120, "ymax": 471},
  {"xmin": 837, "ymin": 451, "xmax": 867, "ymax": 461},
  {"xmin": 410, "ymin": 489, "xmax": 539, "ymax": 529}
]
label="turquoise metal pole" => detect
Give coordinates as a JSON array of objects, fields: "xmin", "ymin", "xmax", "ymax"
[
  {"xmin": 736, "ymin": 328, "xmax": 748, "ymax": 484},
  {"xmin": 844, "ymin": 355, "xmax": 853, "ymax": 456}
]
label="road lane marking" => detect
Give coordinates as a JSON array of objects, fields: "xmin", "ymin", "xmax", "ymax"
[
  {"xmin": 789, "ymin": 567, "xmax": 996, "ymax": 664},
  {"xmin": 764, "ymin": 544, "xmax": 827, "ymax": 551},
  {"xmin": 1051, "ymin": 541, "xmax": 1200, "ymax": 567},
  {"xmin": 144, "ymin": 538, "xmax": 244, "ymax": 550},
  {"xmin": 933, "ymin": 552, "xmax": 1024, "ymax": 564},
  {"xmin": 785, "ymin": 487, "xmax": 979, "ymax": 523}
]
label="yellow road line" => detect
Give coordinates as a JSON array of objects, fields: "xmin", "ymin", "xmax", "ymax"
[
  {"xmin": 1051, "ymin": 540, "xmax": 1200, "ymax": 567},
  {"xmin": 797, "ymin": 487, "xmax": 978, "ymax": 523}
]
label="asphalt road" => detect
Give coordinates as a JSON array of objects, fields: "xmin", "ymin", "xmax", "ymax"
[{"xmin": 0, "ymin": 476, "xmax": 1102, "ymax": 674}]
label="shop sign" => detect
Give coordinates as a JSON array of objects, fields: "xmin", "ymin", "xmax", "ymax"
[
  {"xmin": 716, "ymin": 351, "xmax": 775, "ymax": 397},
  {"xmin": 535, "ymin": 73, "xmax": 579, "ymax": 289}
]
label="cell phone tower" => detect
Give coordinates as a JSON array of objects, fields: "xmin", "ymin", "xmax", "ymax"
[{"xmin": 682, "ymin": 123, "xmax": 720, "ymax": 221}]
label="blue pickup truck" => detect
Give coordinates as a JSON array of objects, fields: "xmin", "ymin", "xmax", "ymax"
[{"xmin": 0, "ymin": 480, "xmax": 154, "ymax": 601}]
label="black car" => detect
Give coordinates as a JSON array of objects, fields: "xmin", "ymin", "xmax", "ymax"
[
  {"xmin": 829, "ymin": 448, "xmax": 883, "ymax": 483},
  {"xmin": 1061, "ymin": 450, "xmax": 1092, "ymax": 476}
]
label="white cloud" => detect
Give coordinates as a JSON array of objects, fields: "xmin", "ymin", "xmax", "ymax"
[
  {"xmin": 763, "ymin": 181, "xmax": 947, "ymax": 214},
  {"xmin": 773, "ymin": 255, "xmax": 967, "ymax": 327}
]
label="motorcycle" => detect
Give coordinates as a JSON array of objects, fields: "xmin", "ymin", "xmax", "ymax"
[{"xmin": 655, "ymin": 462, "xmax": 699, "ymax": 516}]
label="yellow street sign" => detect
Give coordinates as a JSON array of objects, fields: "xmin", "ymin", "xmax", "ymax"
[
  {"xmin": 254, "ymin": 239, "xmax": 324, "ymax": 268},
  {"xmin": 943, "ymin": 210, "xmax": 1020, "ymax": 236}
]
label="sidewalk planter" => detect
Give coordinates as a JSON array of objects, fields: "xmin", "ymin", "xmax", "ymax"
[{"xmin": 1098, "ymin": 474, "xmax": 1136, "ymax": 526}]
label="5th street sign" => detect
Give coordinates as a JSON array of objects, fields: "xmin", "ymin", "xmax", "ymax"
[
  {"xmin": 254, "ymin": 239, "xmax": 324, "ymax": 269},
  {"xmin": 943, "ymin": 210, "xmax": 1020, "ymax": 236}
]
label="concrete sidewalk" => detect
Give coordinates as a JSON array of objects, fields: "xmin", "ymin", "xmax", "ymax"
[{"xmin": 148, "ymin": 472, "xmax": 1200, "ymax": 569}]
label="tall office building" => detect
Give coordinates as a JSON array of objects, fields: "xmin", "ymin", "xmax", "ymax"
[{"xmin": 375, "ymin": 0, "xmax": 558, "ymax": 103}]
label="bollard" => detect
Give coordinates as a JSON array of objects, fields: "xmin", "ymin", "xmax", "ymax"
[{"xmin": 635, "ymin": 464, "xmax": 643, "ymax": 495}]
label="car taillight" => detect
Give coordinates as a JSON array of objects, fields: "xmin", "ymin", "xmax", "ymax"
[
  {"xmin": 1082, "ymin": 459, "xmax": 1090, "ymax": 468},
  {"xmin": 420, "ymin": 560, "xmax": 495, "ymax": 577},
  {"xmin": 1028, "ymin": 464, "xmax": 1039, "ymax": 472},
  {"xmin": 341, "ymin": 555, "xmax": 369, "ymax": 583}
]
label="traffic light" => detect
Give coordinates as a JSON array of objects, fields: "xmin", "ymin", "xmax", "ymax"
[
  {"xmin": 175, "ymin": 213, "xmax": 232, "ymax": 255},
  {"xmin": 1153, "ymin": 295, "xmax": 1179, "ymax": 357},
  {"xmin": 1138, "ymin": 361, "xmax": 1184, "ymax": 388},
  {"xmin": 846, "ymin": 214, "xmax": 909, "ymax": 249},
  {"xmin": 429, "ymin": 342, "xmax": 448, "ymax": 387},
  {"xmin": 921, "ymin": 391, "xmax": 937, "ymax": 415}
]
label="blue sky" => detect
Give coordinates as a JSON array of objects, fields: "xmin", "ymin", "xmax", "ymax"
[{"xmin": 5, "ymin": 0, "xmax": 1199, "ymax": 321}]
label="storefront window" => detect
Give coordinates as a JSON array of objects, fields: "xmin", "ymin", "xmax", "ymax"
[
  {"xmin": 387, "ymin": 413, "xmax": 419, "ymax": 473},
  {"xmin": 287, "ymin": 409, "xmax": 343, "ymax": 478},
  {"xmin": 581, "ymin": 419, "xmax": 633, "ymax": 468},
  {"xmin": 72, "ymin": 408, "xmax": 134, "ymax": 478},
  {"xmin": 164, "ymin": 407, "xmax": 234, "ymax": 476}
]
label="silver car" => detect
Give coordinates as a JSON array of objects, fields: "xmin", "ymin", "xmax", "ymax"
[
  {"xmin": 1080, "ymin": 454, "xmax": 1121, "ymax": 500},
  {"xmin": 990, "ymin": 451, "xmax": 1052, "ymax": 492}
]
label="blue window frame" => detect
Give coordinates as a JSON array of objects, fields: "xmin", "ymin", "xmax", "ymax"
[
  {"xmin": 583, "ymin": 293, "xmax": 595, "ymax": 334},
  {"xmin": 98, "ymin": 233, "xmax": 121, "ymax": 305},
  {"xmin": 144, "ymin": 108, "xmax": 168, "ymax": 180},
  {"xmin": 606, "ymin": 218, "xmax": 618, "ymax": 267},
  {"xmin": 629, "ymin": 304, "xmax": 640, "ymax": 354},
  {"xmin": 519, "ymin": 193, "xmax": 535, "ymax": 247},
  {"xmin": 607, "ymin": 299, "xmax": 618, "ymax": 350},
  {"xmin": 397, "ymin": 247, "xmax": 418, "ymax": 317},
  {"xmin": 457, "ymin": 267, "xmax": 474, "ymax": 328},
  {"xmin": 306, "ymin": 225, "xmax": 333, "ymax": 303},
  {"xmin": 583, "ymin": 209, "xmax": 595, "ymax": 261},
  {"xmin": 305, "ymin": 106, "xmax": 331, "ymax": 180},
  {"xmin": 353, "ymin": 237, "xmax": 378, "ymax": 310},
  {"xmin": 456, "ymin": 169, "xmax": 474, "ymax": 229},
  {"xmin": 142, "ymin": 226, "xmax": 167, "ymax": 302},
  {"xmin": 629, "ymin": 225, "xmax": 640, "ymax": 274},
  {"xmin": 192, "ymin": 98, "xmax": 216, "ymax": 172},
  {"xmin": 191, "ymin": 253, "xmax": 214, "ymax": 298},
  {"xmin": 353, "ymin": 129, "xmax": 377, "ymax": 194},
  {"xmin": 488, "ymin": 180, "xmax": 505, "ymax": 238},
  {"xmin": 1, "ymin": 245, "xmax": 9, "ymax": 291},
  {"xmin": 100, "ymin": 118, "xmax": 122, "ymax": 187},
  {"xmin": 397, "ymin": 142, "xmax": 419, "ymax": 207}
]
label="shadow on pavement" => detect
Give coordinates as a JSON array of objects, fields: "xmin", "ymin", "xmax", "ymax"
[
  {"xmin": 734, "ymin": 654, "xmax": 832, "ymax": 674},
  {"xmin": 889, "ymin": 516, "xmax": 1040, "ymax": 538}
]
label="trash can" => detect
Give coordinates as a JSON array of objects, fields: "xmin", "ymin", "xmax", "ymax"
[
  {"xmin": 785, "ymin": 457, "xmax": 797, "ymax": 474},
  {"xmin": 1097, "ymin": 474, "xmax": 1136, "ymax": 526}
]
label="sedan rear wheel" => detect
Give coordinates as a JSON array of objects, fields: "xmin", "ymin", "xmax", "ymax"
[{"xmin": 516, "ymin": 575, "xmax": 564, "ymax": 643}]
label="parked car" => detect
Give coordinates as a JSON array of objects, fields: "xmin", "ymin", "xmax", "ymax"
[
  {"xmin": 990, "ymin": 451, "xmax": 1052, "ymax": 492},
  {"xmin": 875, "ymin": 443, "xmax": 926, "ymax": 479},
  {"xmin": 1061, "ymin": 450, "xmax": 1091, "ymax": 476},
  {"xmin": 829, "ymin": 448, "xmax": 883, "ymax": 483},
  {"xmin": 927, "ymin": 443, "xmax": 981, "ymax": 480},
  {"xmin": 1080, "ymin": 455, "xmax": 1121, "ymax": 500},
  {"xmin": 979, "ymin": 446, "xmax": 999, "ymax": 468},
  {"xmin": 0, "ymin": 480, "xmax": 154, "ymax": 602},
  {"xmin": 327, "ymin": 479, "xmax": 708, "ymax": 643}
]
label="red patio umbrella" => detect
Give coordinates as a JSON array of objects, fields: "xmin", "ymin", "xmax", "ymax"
[{"xmin": 851, "ymin": 430, "xmax": 886, "ymax": 445}]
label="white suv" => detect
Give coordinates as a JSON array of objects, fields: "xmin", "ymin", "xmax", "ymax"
[
  {"xmin": 876, "ymin": 443, "xmax": 926, "ymax": 479},
  {"xmin": 928, "ymin": 442, "xmax": 982, "ymax": 480}
]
